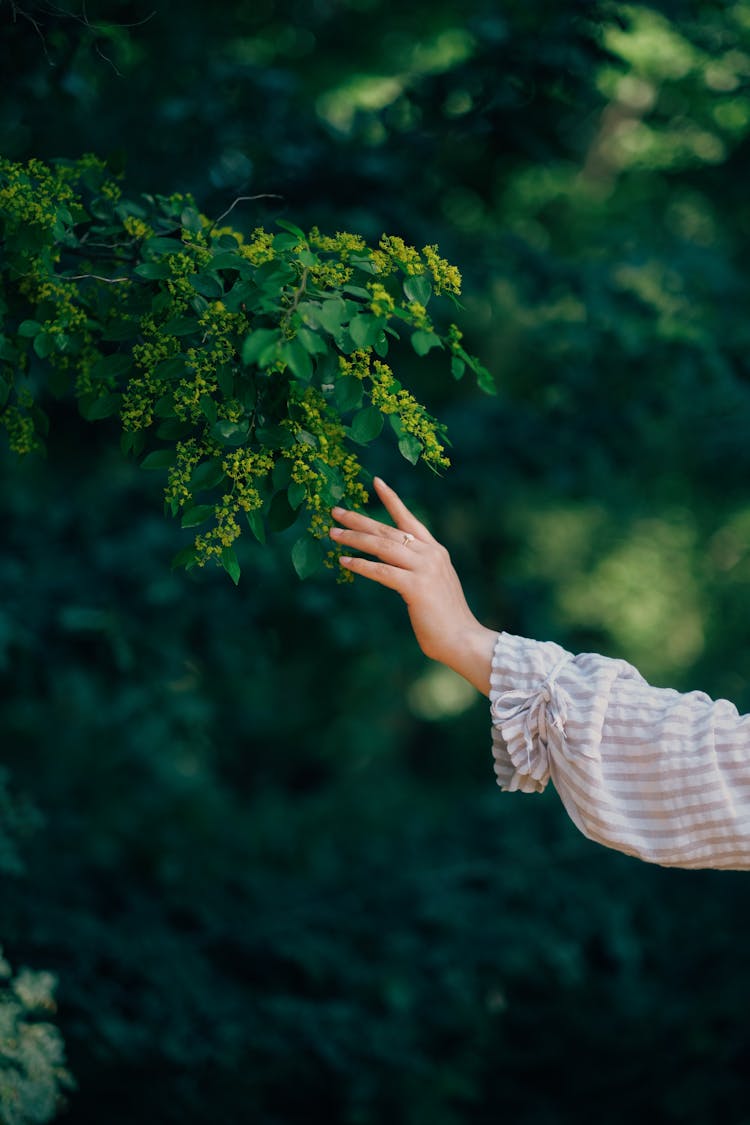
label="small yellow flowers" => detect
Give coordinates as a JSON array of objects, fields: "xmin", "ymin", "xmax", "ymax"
[
  {"xmin": 2, "ymin": 154, "xmax": 479, "ymax": 580},
  {"xmin": 378, "ymin": 234, "xmax": 424, "ymax": 275},
  {"xmin": 239, "ymin": 228, "xmax": 275, "ymax": 266},
  {"xmin": 123, "ymin": 216, "xmax": 153, "ymax": 240},
  {"xmin": 422, "ymin": 244, "xmax": 462, "ymax": 295},
  {"xmin": 369, "ymin": 283, "xmax": 395, "ymax": 317}
]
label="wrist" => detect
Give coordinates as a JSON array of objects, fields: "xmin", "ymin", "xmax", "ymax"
[{"xmin": 445, "ymin": 623, "xmax": 498, "ymax": 697}]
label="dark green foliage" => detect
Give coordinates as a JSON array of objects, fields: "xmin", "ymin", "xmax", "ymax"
[{"xmin": 2, "ymin": 1, "xmax": 750, "ymax": 1123}]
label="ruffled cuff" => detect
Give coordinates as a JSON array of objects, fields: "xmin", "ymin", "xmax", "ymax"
[{"xmin": 489, "ymin": 632, "xmax": 574, "ymax": 794}]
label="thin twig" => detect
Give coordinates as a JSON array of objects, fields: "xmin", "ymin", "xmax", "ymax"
[
  {"xmin": 61, "ymin": 273, "xmax": 130, "ymax": 283},
  {"xmin": 210, "ymin": 194, "xmax": 284, "ymax": 230}
]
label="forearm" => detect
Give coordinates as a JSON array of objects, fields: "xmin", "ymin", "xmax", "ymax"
[{"xmin": 440, "ymin": 622, "xmax": 498, "ymax": 697}]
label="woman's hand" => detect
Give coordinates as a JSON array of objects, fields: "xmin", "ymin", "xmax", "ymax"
[{"xmin": 330, "ymin": 477, "xmax": 497, "ymax": 696}]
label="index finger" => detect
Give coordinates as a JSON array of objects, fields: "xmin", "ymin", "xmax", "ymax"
[{"xmin": 372, "ymin": 477, "xmax": 435, "ymax": 541}]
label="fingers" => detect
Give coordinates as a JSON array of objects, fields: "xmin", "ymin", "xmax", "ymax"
[
  {"xmin": 372, "ymin": 477, "xmax": 434, "ymax": 540},
  {"xmin": 330, "ymin": 525, "xmax": 420, "ymax": 566},
  {"xmin": 331, "ymin": 504, "xmax": 405, "ymax": 543},
  {"xmin": 338, "ymin": 554, "xmax": 411, "ymax": 592}
]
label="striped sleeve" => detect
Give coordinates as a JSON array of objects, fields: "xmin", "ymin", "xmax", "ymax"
[{"xmin": 489, "ymin": 632, "xmax": 750, "ymax": 870}]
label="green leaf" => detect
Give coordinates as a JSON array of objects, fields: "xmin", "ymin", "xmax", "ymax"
[
  {"xmin": 465, "ymin": 353, "xmax": 496, "ymax": 395},
  {"xmin": 170, "ymin": 545, "xmax": 198, "ymax": 571},
  {"xmin": 341, "ymin": 284, "xmax": 372, "ymax": 300},
  {"xmin": 121, "ymin": 429, "xmax": 146, "ymax": 457},
  {"xmin": 140, "ymin": 449, "xmax": 175, "ymax": 470},
  {"xmin": 403, "ymin": 275, "xmax": 432, "ymax": 304},
  {"xmin": 221, "ymin": 546, "xmax": 241, "ymax": 585},
  {"xmin": 80, "ymin": 392, "xmax": 122, "ymax": 420},
  {"xmin": 275, "ymin": 219, "xmax": 307, "ymax": 240},
  {"xmin": 162, "ymin": 316, "xmax": 198, "ymax": 336},
  {"xmin": 292, "ymin": 535, "xmax": 325, "ymax": 580},
  {"xmin": 153, "ymin": 356, "xmax": 186, "ymax": 381},
  {"xmin": 398, "ymin": 433, "xmax": 423, "ymax": 464},
  {"xmin": 273, "ymin": 458, "xmax": 292, "ymax": 489},
  {"xmin": 281, "ymin": 337, "xmax": 313, "ymax": 381},
  {"xmin": 0, "ymin": 337, "xmax": 17, "ymax": 363},
  {"xmin": 210, "ymin": 251, "xmax": 243, "ymax": 272},
  {"xmin": 268, "ymin": 490, "xmax": 298, "ymax": 532},
  {"xmin": 18, "ymin": 320, "xmax": 42, "ymax": 338},
  {"xmin": 288, "ymin": 480, "xmax": 306, "ymax": 509},
  {"xmin": 411, "ymin": 329, "xmax": 442, "ymax": 357},
  {"xmin": 334, "ymin": 376, "xmax": 363, "ymax": 413},
  {"xmin": 181, "ymin": 504, "xmax": 215, "ymax": 528},
  {"xmin": 181, "ymin": 206, "xmax": 203, "ymax": 234},
  {"xmin": 242, "ymin": 328, "xmax": 280, "ymax": 367},
  {"xmin": 314, "ymin": 460, "xmax": 346, "ymax": 504},
  {"xmin": 216, "ymin": 364, "xmax": 234, "ymax": 399},
  {"xmin": 33, "ymin": 333, "xmax": 52, "ymax": 359},
  {"xmin": 102, "ymin": 317, "xmax": 139, "ymax": 342},
  {"xmin": 246, "ymin": 509, "xmax": 266, "ymax": 544},
  {"xmin": 209, "ymin": 419, "xmax": 249, "ymax": 446},
  {"xmin": 190, "ymin": 273, "xmax": 223, "ymax": 299},
  {"xmin": 199, "ymin": 394, "xmax": 218, "ymax": 424},
  {"xmin": 295, "ymin": 429, "xmax": 318, "ymax": 449},
  {"xmin": 350, "ymin": 405, "xmax": 384, "ymax": 444},
  {"xmin": 142, "ymin": 236, "xmax": 183, "ymax": 256},
  {"xmin": 318, "ymin": 298, "xmax": 347, "ymax": 336},
  {"xmin": 135, "ymin": 261, "xmax": 171, "ymax": 280},
  {"xmin": 90, "ymin": 353, "xmax": 131, "ymax": 380},
  {"xmin": 451, "ymin": 355, "xmax": 466, "ymax": 380},
  {"xmin": 273, "ymin": 232, "xmax": 302, "ymax": 252},
  {"xmin": 190, "ymin": 458, "xmax": 225, "ymax": 491},
  {"xmin": 349, "ymin": 314, "xmax": 384, "ymax": 349},
  {"xmin": 296, "ymin": 328, "xmax": 327, "ymax": 356}
]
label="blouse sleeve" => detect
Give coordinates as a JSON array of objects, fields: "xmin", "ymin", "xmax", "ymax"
[{"xmin": 489, "ymin": 632, "xmax": 750, "ymax": 870}]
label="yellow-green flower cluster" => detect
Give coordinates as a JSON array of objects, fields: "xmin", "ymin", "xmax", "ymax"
[
  {"xmin": 375, "ymin": 234, "xmax": 424, "ymax": 276},
  {"xmin": 174, "ymin": 304, "xmax": 239, "ymax": 422},
  {"xmin": 406, "ymin": 300, "xmax": 429, "ymax": 328},
  {"xmin": 164, "ymin": 252, "xmax": 198, "ymax": 305},
  {"xmin": 165, "ymin": 438, "xmax": 204, "ymax": 509},
  {"xmin": 0, "ymin": 158, "xmax": 77, "ymax": 234},
  {"xmin": 194, "ymin": 495, "xmax": 243, "ymax": 560},
  {"xmin": 306, "ymin": 229, "xmax": 368, "ymax": 289},
  {"xmin": 239, "ymin": 228, "xmax": 275, "ymax": 266},
  {"xmin": 17, "ymin": 271, "xmax": 96, "ymax": 389},
  {"xmin": 370, "ymin": 361, "xmax": 450, "ymax": 469},
  {"xmin": 369, "ymin": 283, "xmax": 395, "ymax": 317},
  {"xmin": 283, "ymin": 387, "xmax": 368, "ymax": 547},
  {"xmin": 308, "ymin": 228, "xmax": 367, "ymax": 259},
  {"xmin": 223, "ymin": 448, "xmax": 273, "ymax": 511},
  {"xmin": 422, "ymin": 244, "xmax": 462, "ymax": 295},
  {"xmin": 338, "ymin": 349, "xmax": 372, "ymax": 380},
  {"xmin": 192, "ymin": 448, "xmax": 272, "ymax": 563},
  {"xmin": 1, "ymin": 405, "xmax": 39, "ymax": 454},
  {"xmin": 123, "ymin": 215, "xmax": 153, "ymax": 240},
  {"xmin": 124, "ymin": 321, "xmax": 181, "ymax": 431},
  {"xmin": 369, "ymin": 236, "xmax": 462, "ymax": 296}
]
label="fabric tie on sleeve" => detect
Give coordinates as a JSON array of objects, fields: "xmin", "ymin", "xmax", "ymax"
[{"xmin": 491, "ymin": 655, "xmax": 573, "ymax": 793}]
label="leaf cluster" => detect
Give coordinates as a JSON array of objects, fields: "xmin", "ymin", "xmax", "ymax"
[{"xmin": 0, "ymin": 156, "xmax": 492, "ymax": 582}]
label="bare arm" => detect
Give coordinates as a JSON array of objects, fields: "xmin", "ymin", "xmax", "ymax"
[{"xmin": 330, "ymin": 477, "xmax": 497, "ymax": 695}]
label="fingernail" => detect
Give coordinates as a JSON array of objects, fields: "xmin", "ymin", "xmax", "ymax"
[
  {"xmin": 329, "ymin": 527, "xmax": 341, "ymax": 539},
  {"xmin": 331, "ymin": 506, "xmax": 346, "ymax": 516},
  {"xmin": 374, "ymin": 476, "xmax": 386, "ymax": 488},
  {"xmin": 340, "ymin": 556, "xmax": 352, "ymax": 566}
]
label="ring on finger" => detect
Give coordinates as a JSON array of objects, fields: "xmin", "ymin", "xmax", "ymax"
[{"xmin": 401, "ymin": 532, "xmax": 415, "ymax": 547}]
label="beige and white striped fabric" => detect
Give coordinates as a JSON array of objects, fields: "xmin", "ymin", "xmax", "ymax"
[{"xmin": 490, "ymin": 632, "xmax": 750, "ymax": 870}]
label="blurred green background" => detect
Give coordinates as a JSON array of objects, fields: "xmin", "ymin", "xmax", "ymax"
[{"xmin": 2, "ymin": 1, "xmax": 750, "ymax": 1121}]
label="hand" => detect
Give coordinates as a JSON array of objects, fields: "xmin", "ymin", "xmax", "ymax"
[{"xmin": 330, "ymin": 477, "xmax": 497, "ymax": 696}]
